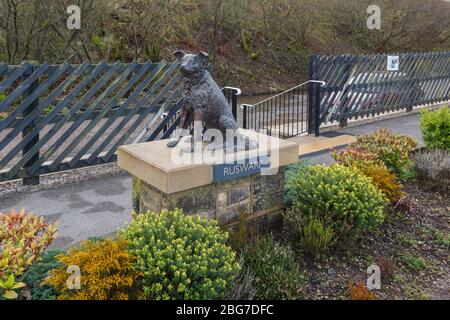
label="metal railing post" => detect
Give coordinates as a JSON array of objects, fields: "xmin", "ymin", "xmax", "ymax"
[
  {"xmin": 241, "ymin": 104, "xmax": 253, "ymax": 129},
  {"xmin": 314, "ymin": 83, "xmax": 321, "ymax": 137},
  {"xmin": 308, "ymin": 81, "xmax": 314, "ymax": 135},
  {"xmin": 222, "ymin": 87, "xmax": 241, "ymax": 121},
  {"xmin": 22, "ymin": 63, "xmax": 40, "ymax": 185},
  {"xmin": 242, "ymin": 104, "xmax": 248, "ymax": 129},
  {"xmin": 308, "ymin": 55, "xmax": 316, "ymax": 135},
  {"xmin": 232, "ymin": 91, "xmax": 238, "ymax": 120}
]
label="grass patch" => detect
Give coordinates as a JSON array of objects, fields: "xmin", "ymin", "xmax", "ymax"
[
  {"xmin": 397, "ymin": 234, "xmax": 419, "ymax": 247},
  {"xmin": 432, "ymin": 229, "xmax": 450, "ymax": 248},
  {"xmin": 400, "ymin": 253, "xmax": 427, "ymax": 273}
]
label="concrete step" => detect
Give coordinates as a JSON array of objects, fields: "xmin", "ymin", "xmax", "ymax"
[{"xmin": 286, "ymin": 133, "xmax": 356, "ymax": 157}]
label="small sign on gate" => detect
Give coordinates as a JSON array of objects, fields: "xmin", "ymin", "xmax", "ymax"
[{"xmin": 387, "ymin": 55, "xmax": 400, "ymax": 71}]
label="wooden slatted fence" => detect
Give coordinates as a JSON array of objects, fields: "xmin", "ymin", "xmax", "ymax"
[{"xmin": 0, "ymin": 60, "xmax": 183, "ymax": 184}]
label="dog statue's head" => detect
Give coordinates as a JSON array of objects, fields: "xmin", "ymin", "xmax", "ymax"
[{"xmin": 173, "ymin": 50, "xmax": 209, "ymax": 76}]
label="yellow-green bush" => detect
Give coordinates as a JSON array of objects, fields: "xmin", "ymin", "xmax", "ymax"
[
  {"xmin": 120, "ymin": 209, "xmax": 240, "ymax": 300},
  {"xmin": 0, "ymin": 209, "xmax": 57, "ymax": 299},
  {"xmin": 420, "ymin": 107, "xmax": 450, "ymax": 150},
  {"xmin": 46, "ymin": 239, "xmax": 141, "ymax": 300},
  {"xmin": 286, "ymin": 165, "xmax": 387, "ymax": 241},
  {"xmin": 285, "ymin": 160, "xmax": 311, "ymax": 207}
]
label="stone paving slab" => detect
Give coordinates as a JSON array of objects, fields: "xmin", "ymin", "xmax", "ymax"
[{"xmin": 287, "ymin": 134, "xmax": 356, "ymax": 157}]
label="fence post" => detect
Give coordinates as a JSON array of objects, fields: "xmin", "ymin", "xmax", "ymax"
[
  {"xmin": 406, "ymin": 99, "xmax": 413, "ymax": 113},
  {"xmin": 339, "ymin": 117, "xmax": 348, "ymax": 127},
  {"xmin": 22, "ymin": 63, "xmax": 40, "ymax": 185},
  {"xmin": 242, "ymin": 104, "xmax": 248, "ymax": 129},
  {"xmin": 231, "ymin": 90, "xmax": 238, "ymax": 121},
  {"xmin": 405, "ymin": 85, "xmax": 414, "ymax": 112},
  {"xmin": 308, "ymin": 83, "xmax": 313, "ymax": 134}
]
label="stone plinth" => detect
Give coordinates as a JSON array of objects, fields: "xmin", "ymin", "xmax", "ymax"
[{"xmin": 118, "ymin": 130, "xmax": 298, "ymax": 229}]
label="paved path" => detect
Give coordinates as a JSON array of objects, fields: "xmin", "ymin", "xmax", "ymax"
[
  {"xmin": 0, "ymin": 113, "xmax": 423, "ymax": 249},
  {"xmin": 0, "ymin": 173, "xmax": 133, "ymax": 249}
]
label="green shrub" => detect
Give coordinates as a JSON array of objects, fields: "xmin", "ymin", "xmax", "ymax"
[
  {"xmin": 285, "ymin": 210, "xmax": 335, "ymax": 258},
  {"xmin": 121, "ymin": 209, "xmax": 240, "ymax": 300},
  {"xmin": 21, "ymin": 250, "xmax": 62, "ymax": 300},
  {"xmin": 242, "ymin": 238, "xmax": 303, "ymax": 300},
  {"xmin": 413, "ymin": 149, "xmax": 450, "ymax": 194},
  {"xmin": 420, "ymin": 107, "xmax": 450, "ymax": 150},
  {"xmin": 286, "ymin": 165, "xmax": 387, "ymax": 241},
  {"xmin": 227, "ymin": 211, "xmax": 260, "ymax": 253},
  {"xmin": 334, "ymin": 129, "xmax": 417, "ymax": 179},
  {"xmin": 226, "ymin": 256, "xmax": 256, "ymax": 300},
  {"xmin": 285, "ymin": 160, "xmax": 310, "ymax": 207}
]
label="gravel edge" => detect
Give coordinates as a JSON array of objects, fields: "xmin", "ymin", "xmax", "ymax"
[{"xmin": 0, "ymin": 162, "xmax": 128, "ymax": 198}]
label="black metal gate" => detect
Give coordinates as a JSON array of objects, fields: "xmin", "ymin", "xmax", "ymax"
[{"xmin": 241, "ymin": 80, "xmax": 323, "ymax": 138}]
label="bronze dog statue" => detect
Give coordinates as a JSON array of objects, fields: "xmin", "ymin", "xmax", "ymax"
[{"xmin": 167, "ymin": 50, "xmax": 257, "ymax": 153}]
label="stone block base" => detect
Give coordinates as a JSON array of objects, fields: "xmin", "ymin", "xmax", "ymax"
[{"xmin": 132, "ymin": 168, "xmax": 286, "ymax": 229}]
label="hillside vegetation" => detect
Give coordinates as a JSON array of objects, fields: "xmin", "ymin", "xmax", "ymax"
[{"xmin": 1, "ymin": 0, "xmax": 450, "ymax": 93}]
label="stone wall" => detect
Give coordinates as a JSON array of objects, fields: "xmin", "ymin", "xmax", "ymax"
[{"xmin": 132, "ymin": 167, "xmax": 286, "ymax": 230}]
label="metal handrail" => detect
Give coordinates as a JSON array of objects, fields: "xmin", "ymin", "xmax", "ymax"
[
  {"xmin": 240, "ymin": 80, "xmax": 325, "ymax": 137},
  {"xmin": 222, "ymin": 86, "xmax": 242, "ymax": 96},
  {"xmin": 241, "ymin": 80, "xmax": 326, "ymax": 108}
]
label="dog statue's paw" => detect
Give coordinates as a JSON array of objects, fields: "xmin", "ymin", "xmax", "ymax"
[{"xmin": 167, "ymin": 139, "xmax": 180, "ymax": 148}]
